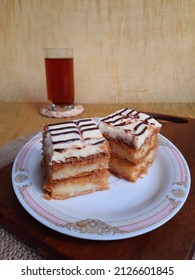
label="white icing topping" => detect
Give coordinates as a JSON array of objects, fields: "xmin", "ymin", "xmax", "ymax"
[
  {"xmin": 99, "ymin": 108, "xmax": 162, "ymax": 149},
  {"xmin": 44, "ymin": 119, "xmax": 107, "ymax": 163}
]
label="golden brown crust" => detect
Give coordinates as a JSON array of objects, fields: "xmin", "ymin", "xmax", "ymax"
[{"xmin": 50, "ymin": 153, "xmax": 109, "ymax": 171}]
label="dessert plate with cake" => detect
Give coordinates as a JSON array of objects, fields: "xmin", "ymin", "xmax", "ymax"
[{"xmin": 12, "ymin": 109, "xmax": 191, "ymax": 240}]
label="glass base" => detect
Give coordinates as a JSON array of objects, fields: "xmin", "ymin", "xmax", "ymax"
[
  {"xmin": 40, "ymin": 103, "xmax": 84, "ymax": 118},
  {"xmin": 50, "ymin": 103, "xmax": 74, "ymax": 112}
]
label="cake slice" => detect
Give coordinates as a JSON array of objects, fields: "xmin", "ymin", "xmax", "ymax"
[
  {"xmin": 99, "ymin": 108, "xmax": 162, "ymax": 182},
  {"xmin": 42, "ymin": 119, "xmax": 110, "ymax": 199}
]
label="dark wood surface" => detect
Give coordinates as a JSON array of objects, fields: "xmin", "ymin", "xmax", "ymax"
[{"xmin": 0, "ymin": 117, "xmax": 195, "ymax": 260}]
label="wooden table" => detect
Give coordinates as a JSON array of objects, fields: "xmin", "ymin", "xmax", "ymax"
[
  {"xmin": 0, "ymin": 101, "xmax": 195, "ymax": 147},
  {"xmin": 0, "ymin": 101, "xmax": 195, "ymax": 259}
]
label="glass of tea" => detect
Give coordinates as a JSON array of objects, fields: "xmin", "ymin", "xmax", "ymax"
[{"xmin": 44, "ymin": 48, "xmax": 75, "ymax": 111}]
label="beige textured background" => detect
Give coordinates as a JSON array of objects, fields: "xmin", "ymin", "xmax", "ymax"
[{"xmin": 0, "ymin": 0, "xmax": 195, "ymax": 104}]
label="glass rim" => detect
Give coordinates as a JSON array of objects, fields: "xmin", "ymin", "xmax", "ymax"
[
  {"xmin": 44, "ymin": 48, "xmax": 73, "ymax": 58},
  {"xmin": 44, "ymin": 47, "xmax": 73, "ymax": 51}
]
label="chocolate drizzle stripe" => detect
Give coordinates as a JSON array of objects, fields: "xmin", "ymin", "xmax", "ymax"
[
  {"xmin": 76, "ymin": 119, "xmax": 92, "ymax": 124},
  {"xmin": 53, "ymin": 149, "xmax": 64, "ymax": 152},
  {"xmin": 79, "ymin": 123, "xmax": 97, "ymax": 129},
  {"xmin": 49, "ymin": 125, "xmax": 77, "ymax": 132},
  {"xmin": 51, "ymin": 130, "xmax": 80, "ymax": 136},
  {"xmin": 104, "ymin": 116, "xmax": 124, "ymax": 124},
  {"xmin": 102, "ymin": 112, "xmax": 120, "ymax": 122},
  {"xmin": 112, "ymin": 116, "xmax": 125, "ymax": 123},
  {"xmin": 52, "ymin": 138, "xmax": 80, "ymax": 145},
  {"xmin": 92, "ymin": 140, "xmax": 105, "ymax": 145},
  {"xmin": 145, "ymin": 116, "xmax": 153, "ymax": 122},
  {"xmin": 128, "ymin": 109, "xmax": 135, "ymax": 115},
  {"xmin": 134, "ymin": 126, "xmax": 147, "ymax": 136},
  {"xmin": 114, "ymin": 121, "xmax": 128, "ymax": 126},
  {"xmin": 134, "ymin": 122, "xmax": 145, "ymax": 131},
  {"xmin": 118, "ymin": 108, "xmax": 129, "ymax": 114},
  {"xmin": 81, "ymin": 127, "xmax": 99, "ymax": 133},
  {"xmin": 48, "ymin": 121, "xmax": 75, "ymax": 127},
  {"xmin": 126, "ymin": 110, "xmax": 140, "ymax": 118}
]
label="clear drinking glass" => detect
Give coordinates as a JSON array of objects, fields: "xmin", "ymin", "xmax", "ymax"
[{"xmin": 44, "ymin": 48, "xmax": 75, "ymax": 111}]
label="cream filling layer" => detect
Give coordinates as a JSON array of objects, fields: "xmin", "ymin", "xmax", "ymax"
[{"xmin": 51, "ymin": 162, "xmax": 108, "ymax": 180}]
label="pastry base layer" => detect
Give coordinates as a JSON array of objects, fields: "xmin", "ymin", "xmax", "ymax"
[
  {"xmin": 109, "ymin": 148, "xmax": 157, "ymax": 182},
  {"xmin": 43, "ymin": 169, "xmax": 109, "ymax": 200}
]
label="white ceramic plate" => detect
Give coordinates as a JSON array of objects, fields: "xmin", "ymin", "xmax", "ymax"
[{"xmin": 12, "ymin": 119, "xmax": 191, "ymax": 240}]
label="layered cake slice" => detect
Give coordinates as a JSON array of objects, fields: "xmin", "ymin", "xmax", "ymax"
[
  {"xmin": 42, "ymin": 119, "xmax": 110, "ymax": 199},
  {"xmin": 99, "ymin": 108, "xmax": 162, "ymax": 182}
]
